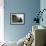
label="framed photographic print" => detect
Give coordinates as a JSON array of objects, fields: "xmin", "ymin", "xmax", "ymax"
[{"xmin": 10, "ymin": 13, "xmax": 25, "ymax": 25}]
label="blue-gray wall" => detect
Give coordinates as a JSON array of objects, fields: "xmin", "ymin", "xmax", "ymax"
[{"xmin": 4, "ymin": 0, "xmax": 40, "ymax": 42}]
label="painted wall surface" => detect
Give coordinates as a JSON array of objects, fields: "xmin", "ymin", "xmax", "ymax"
[{"xmin": 4, "ymin": 0, "xmax": 40, "ymax": 42}]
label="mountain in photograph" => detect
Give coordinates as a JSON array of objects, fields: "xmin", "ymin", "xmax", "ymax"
[{"xmin": 12, "ymin": 15, "xmax": 22, "ymax": 23}]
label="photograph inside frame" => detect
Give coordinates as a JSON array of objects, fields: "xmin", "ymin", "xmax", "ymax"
[{"xmin": 10, "ymin": 13, "xmax": 24, "ymax": 24}]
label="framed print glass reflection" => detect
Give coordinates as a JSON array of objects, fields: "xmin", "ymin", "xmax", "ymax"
[{"xmin": 10, "ymin": 13, "xmax": 25, "ymax": 25}]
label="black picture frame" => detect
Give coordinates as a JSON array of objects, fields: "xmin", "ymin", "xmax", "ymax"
[{"xmin": 10, "ymin": 13, "xmax": 25, "ymax": 25}]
